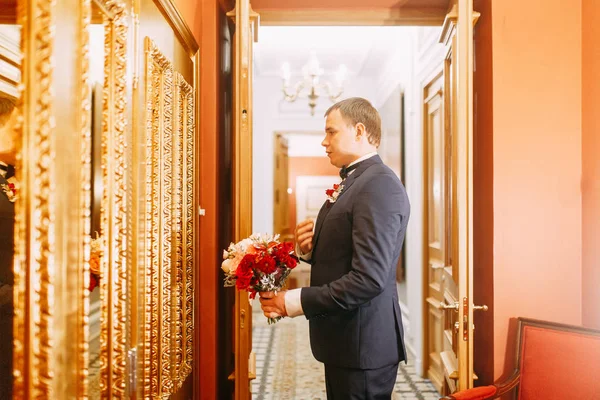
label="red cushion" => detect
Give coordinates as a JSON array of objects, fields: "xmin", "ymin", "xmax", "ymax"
[
  {"xmin": 450, "ymin": 386, "xmax": 497, "ymax": 400},
  {"xmin": 519, "ymin": 325, "xmax": 600, "ymax": 400}
]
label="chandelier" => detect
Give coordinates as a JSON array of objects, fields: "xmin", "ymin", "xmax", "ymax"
[{"xmin": 280, "ymin": 51, "xmax": 347, "ymax": 116}]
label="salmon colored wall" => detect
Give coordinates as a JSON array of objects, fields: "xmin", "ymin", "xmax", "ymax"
[
  {"xmin": 491, "ymin": 0, "xmax": 583, "ymax": 378},
  {"xmin": 582, "ymin": 0, "xmax": 600, "ymax": 330},
  {"xmin": 288, "ymin": 157, "xmax": 339, "ymax": 231},
  {"xmin": 194, "ymin": 0, "xmax": 222, "ymax": 398},
  {"xmin": 174, "ymin": 0, "xmax": 202, "ymax": 42}
]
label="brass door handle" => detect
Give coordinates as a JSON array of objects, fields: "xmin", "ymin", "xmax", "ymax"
[
  {"xmin": 438, "ymin": 301, "xmax": 459, "ymax": 311},
  {"xmin": 473, "ymin": 304, "xmax": 489, "ymax": 311}
]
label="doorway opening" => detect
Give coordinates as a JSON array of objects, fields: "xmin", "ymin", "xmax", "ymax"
[{"xmin": 250, "ymin": 24, "xmax": 446, "ymax": 398}]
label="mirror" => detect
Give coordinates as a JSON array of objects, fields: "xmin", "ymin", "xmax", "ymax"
[
  {"xmin": 0, "ymin": 24, "xmax": 19, "ymax": 400},
  {"xmin": 87, "ymin": 2, "xmax": 105, "ymax": 395}
]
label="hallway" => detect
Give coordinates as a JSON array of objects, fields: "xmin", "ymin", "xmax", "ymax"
[{"xmin": 251, "ymin": 310, "xmax": 440, "ymax": 399}]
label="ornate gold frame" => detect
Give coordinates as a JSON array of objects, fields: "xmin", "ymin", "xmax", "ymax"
[
  {"xmin": 142, "ymin": 36, "xmax": 195, "ymax": 399},
  {"xmin": 172, "ymin": 72, "xmax": 194, "ymax": 389},
  {"xmin": 14, "ymin": 0, "xmax": 93, "ymax": 397},
  {"xmin": 95, "ymin": 0, "xmax": 130, "ymax": 397},
  {"xmin": 143, "ymin": 36, "xmax": 175, "ymax": 398}
]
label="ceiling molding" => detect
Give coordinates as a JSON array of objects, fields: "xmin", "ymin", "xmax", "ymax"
[{"xmin": 257, "ymin": 8, "xmax": 446, "ymax": 26}]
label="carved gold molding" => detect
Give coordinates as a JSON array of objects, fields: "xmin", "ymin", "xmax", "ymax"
[
  {"xmin": 13, "ymin": 0, "xmax": 57, "ymax": 397},
  {"xmin": 96, "ymin": 0, "xmax": 130, "ymax": 397},
  {"xmin": 173, "ymin": 72, "xmax": 194, "ymax": 388},
  {"xmin": 13, "ymin": 1, "xmax": 55, "ymax": 398},
  {"xmin": 144, "ymin": 36, "xmax": 175, "ymax": 398},
  {"xmin": 79, "ymin": 0, "xmax": 92, "ymax": 397},
  {"xmin": 14, "ymin": 0, "xmax": 93, "ymax": 397},
  {"xmin": 142, "ymin": 37, "xmax": 195, "ymax": 398}
]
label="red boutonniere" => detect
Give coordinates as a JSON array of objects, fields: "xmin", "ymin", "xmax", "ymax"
[
  {"xmin": 1, "ymin": 178, "xmax": 18, "ymax": 203},
  {"xmin": 325, "ymin": 183, "xmax": 344, "ymax": 203}
]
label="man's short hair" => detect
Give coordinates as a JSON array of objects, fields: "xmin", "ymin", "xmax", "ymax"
[
  {"xmin": 0, "ymin": 96, "xmax": 16, "ymax": 127},
  {"xmin": 325, "ymin": 97, "xmax": 381, "ymax": 147}
]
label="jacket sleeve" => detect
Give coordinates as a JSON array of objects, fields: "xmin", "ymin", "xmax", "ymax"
[{"xmin": 300, "ymin": 172, "xmax": 407, "ymax": 318}]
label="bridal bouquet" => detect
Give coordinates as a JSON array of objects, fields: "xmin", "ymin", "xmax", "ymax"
[
  {"xmin": 88, "ymin": 233, "xmax": 102, "ymax": 292},
  {"xmin": 221, "ymin": 233, "xmax": 298, "ymax": 324}
]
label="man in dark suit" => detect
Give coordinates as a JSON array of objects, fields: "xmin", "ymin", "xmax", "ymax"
[
  {"xmin": 260, "ymin": 97, "xmax": 410, "ymax": 399},
  {"xmin": 0, "ymin": 96, "xmax": 16, "ymax": 399}
]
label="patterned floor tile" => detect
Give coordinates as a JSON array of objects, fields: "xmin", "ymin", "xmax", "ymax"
[{"xmin": 251, "ymin": 311, "xmax": 440, "ymax": 399}]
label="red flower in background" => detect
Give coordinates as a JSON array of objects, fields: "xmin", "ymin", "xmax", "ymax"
[{"xmin": 88, "ymin": 273, "xmax": 99, "ymax": 292}]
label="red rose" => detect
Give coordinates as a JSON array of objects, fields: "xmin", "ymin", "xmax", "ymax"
[
  {"xmin": 285, "ymin": 255, "xmax": 298, "ymax": 269},
  {"xmin": 235, "ymin": 254, "xmax": 256, "ymax": 290},
  {"xmin": 256, "ymin": 254, "xmax": 277, "ymax": 274},
  {"xmin": 282, "ymin": 242, "xmax": 294, "ymax": 253},
  {"xmin": 325, "ymin": 188, "xmax": 334, "ymax": 196},
  {"xmin": 88, "ymin": 273, "xmax": 99, "ymax": 292},
  {"xmin": 271, "ymin": 242, "xmax": 296, "ymax": 266}
]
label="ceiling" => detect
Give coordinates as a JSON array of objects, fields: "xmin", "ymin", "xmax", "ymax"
[
  {"xmin": 254, "ymin": 26, "xmax": 415, "ymax": 79},
  {"xmin": 251, "ymin": 0, "xmax": 449, "ymax": 11}
]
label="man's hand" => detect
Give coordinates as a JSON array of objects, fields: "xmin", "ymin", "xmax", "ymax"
[
  {"xmin": 259, "ymin": 291, "xmax": 287, "ymax": 319},
  {"xmin": 0, "ymin": 106, "xmax": 17, "ymax": 166},
  {"xmin": 295, "ymin": 219, "xmax": 314, "ymax": 255}
]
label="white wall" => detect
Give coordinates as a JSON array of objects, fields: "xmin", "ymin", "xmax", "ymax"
[
  {"xmin": 373, "ymin": 26, "xmax": 445, "ymax": 376},
  {"xmin": 286, "ymin": 133, "xmax": 324, "ymax": 157}
]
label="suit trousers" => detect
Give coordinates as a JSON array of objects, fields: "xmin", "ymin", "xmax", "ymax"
[{"xmin": 324, "ymin": 363, "xmax": 399, "ymax": 400}]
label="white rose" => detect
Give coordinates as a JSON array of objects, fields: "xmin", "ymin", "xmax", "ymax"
[{"xmin": 221, "ymin": 258, "xmax": 234, "ymax": 274}]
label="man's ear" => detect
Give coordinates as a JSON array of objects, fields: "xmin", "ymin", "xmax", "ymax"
[{"xmin": 355, "ymin": 123, "xmax": 366, "ymax": 141}]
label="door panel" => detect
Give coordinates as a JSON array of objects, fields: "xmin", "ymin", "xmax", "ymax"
[
  {"xmin": 273, "ymin": 134, "xmax": 291, "ymax": 241},
  {"xmin": 424, "ymin": 71, "xmax": 446, "ymax": 394}
]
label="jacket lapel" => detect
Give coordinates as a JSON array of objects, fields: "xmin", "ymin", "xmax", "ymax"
[{"xmin": 311, "ymin": 155, "xmax": 383, "ymax": 252}]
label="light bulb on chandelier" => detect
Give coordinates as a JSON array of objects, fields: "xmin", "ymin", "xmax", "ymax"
[{"xmin": 280, "ymin": 51, "xmax": 347, "ymax": 116}]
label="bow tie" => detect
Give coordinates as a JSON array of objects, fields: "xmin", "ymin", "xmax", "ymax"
[
  {"xmin": 0, "ymin": 164, "xmax": 15, "ymax": 179},
  {"xmin": 339, "ymin": 162, "xmax": 360, "ymax": 180}
]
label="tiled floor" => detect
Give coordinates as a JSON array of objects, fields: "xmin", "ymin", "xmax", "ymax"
[{"xmin": 251, "ymin": 310, "xmax": 440, "ymax": 400}]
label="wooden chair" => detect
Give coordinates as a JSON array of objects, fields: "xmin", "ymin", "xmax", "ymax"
[{"xmin": 441, "ymin": 317, "xmax": 600, "ymax": 399}]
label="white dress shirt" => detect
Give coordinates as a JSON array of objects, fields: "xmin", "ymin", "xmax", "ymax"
[
  {"xmin": 0, "ymin": 161, "xmax": 7, "ymax": 179},
  {"xmin": 284, "ymin": 152, "xmax": 378, "ymax": 318}
]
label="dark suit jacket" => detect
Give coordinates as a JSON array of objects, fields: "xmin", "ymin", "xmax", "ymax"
[
  {"xmin": 0, "ymin": 174, "xmax": 14, "ymax": 399},
  {"xmin": 301, "ymin": 155, "xmax": 410, "ymax": 370},
  {"xmin": 0, "ymin": 175, "xmax": 14, "ymax": 287}
]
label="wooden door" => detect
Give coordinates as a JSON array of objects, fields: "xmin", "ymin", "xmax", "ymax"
[
  {"xmin": 273, "ymin": 134, "xmax": 291, "ymax": 241},
  {"xmin": 424, "ymin": 70, "xmax": 447, "ymax": 394},
  {"xmin": 229, "ymin": 1, "xmax": 258, "ymax": 398},
  {"xmin": 436, "ymin": 1, "xmax": 483, "ymax": 393}
]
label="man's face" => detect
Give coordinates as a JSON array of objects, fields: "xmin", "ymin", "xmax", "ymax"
[{"xmin": 321, "ymin": 109, "xmax": 359, "ymax": 168}]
